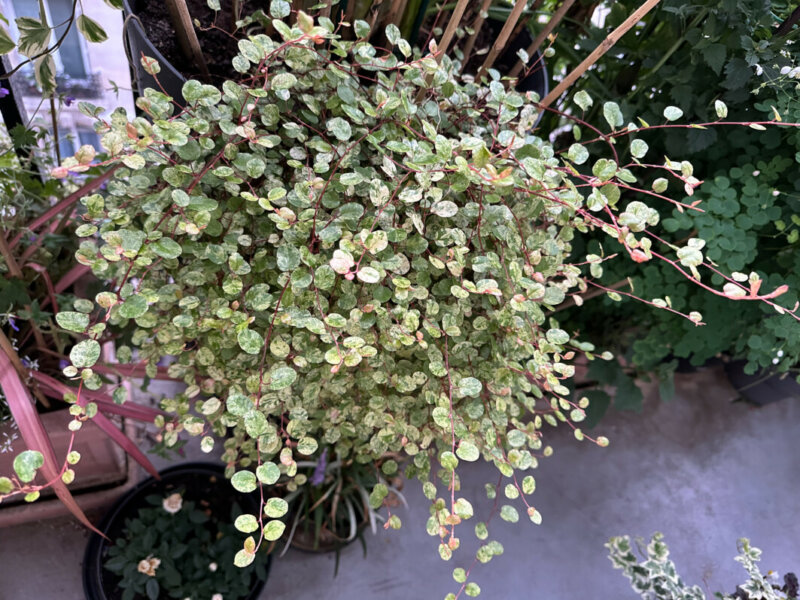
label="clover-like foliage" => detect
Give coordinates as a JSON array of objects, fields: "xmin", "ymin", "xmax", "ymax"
[{"xmin": 56, "ymin": 9, "xmax": 797, "ymax": 597}]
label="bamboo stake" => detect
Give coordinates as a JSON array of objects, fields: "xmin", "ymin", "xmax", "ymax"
[
  {"xmin": 381, "ymin": 0, "xmax": 410, "ymax": 33},
  {"xmin": 539, "ymin": 0, "xmax": 661, "ymax": 109},
  {"xmin": 343, "ymin": 0, "xmax": 357, "ymax": 24},
  {"xmin": 415, "ymin": 0, "xmax": 471, "ymax": 102},
  {"xmin": 320, "ymin": 0, "xmax": 333, "ymax": 19},
  {"xmin": 436, "ymin": 0, "xmax": 471, "ymax": 61},
  {"xmin": 164, "ymin": 0, "xmax": 210, "ymax": 78},
  {"xmin": 505, "ymin": 0, "xmax": 545, "ymax": 53},
  {"xmin": 460, "ymin": 0, "xmax": 493, "ymax": 66},
  {"xmin": 508, "ymin": 0, "xmax": 575, "ymax": 78},
  {"xmin": 476, "ymin": 0, "xmax": 528, "ymax": 79},
  {"xmin": 366, "ymin": 0, "xmax": 385, "ymax": 34}
]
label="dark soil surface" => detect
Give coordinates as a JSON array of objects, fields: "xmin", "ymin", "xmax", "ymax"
[{"xmin": 133, "ymin": 0, "xmax": 241, "ymax": 83}]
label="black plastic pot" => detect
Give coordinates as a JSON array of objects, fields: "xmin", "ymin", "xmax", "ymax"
[
  {"xmin": 123, "ymin": 0, "xmax": 187, "ymax": 104},
  {"xmin": 83, "ymin": 462, "xmax": 270, "ymax": 600},
  {"xmin": 462, "ymin": 18, "xmax": 550, "ymax": 127},
  {"xmin": 724, "ymin": 360, "xmax": 800, "ymax": 406}
]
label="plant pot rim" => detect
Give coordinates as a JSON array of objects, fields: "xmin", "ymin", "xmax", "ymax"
[{"xmin": 82, "ymin": 462, "xmax": 270, "ymax": 600}]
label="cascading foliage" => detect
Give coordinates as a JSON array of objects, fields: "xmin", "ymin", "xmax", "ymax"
[{"xmin": 55, "ymin": 6, "xmax": 796, "ymax": 596}]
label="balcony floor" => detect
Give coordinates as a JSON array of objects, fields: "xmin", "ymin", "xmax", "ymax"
[{"xmin": 1, "ymin": 365, "xmax": 797, "ymax": 599}]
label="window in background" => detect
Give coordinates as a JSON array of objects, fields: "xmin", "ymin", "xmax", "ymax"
[
  {"xmin": 57, "ymin": 134, "xmax": 74, "ymax": 158},
  {"xmin": 77, "ymin": 128, "xmax": 101, "ymax": 150},
  {"xmin": 10, "ymin": 0, "xmax": 90, "ymax": 79}
]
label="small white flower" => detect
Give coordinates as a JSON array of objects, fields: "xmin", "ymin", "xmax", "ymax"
[
  {"xmin": 755, "ymin": 64, "xmax": 763, "ymax": 76},
  {"xmin": 208, "ymin": 562, "xmax": 218, "ymax": 572},
  {"xmin": 137, "ymin": 556, "xmax": 160, "ymax": 576},
  {"xmin": 212, "ymin": 595, "xmax": 223, "ymax": 600},
  {"xmin": 777, "ymin": 350, "xmax": 784, "ymax": 357},
  {"xmin": 772, "ymin": 358, "xmax": 780, "ymax": 365},
  {"xmin": 163, "ymin": 492, "xmax": 183, "ymax": 514},
  {"xmin": 790, "ymin": 67, "xmax": 800, "ymax": 79},
  {"xmin": 781, "ymin": 65, "xmax": 792, "ymax": 75}
]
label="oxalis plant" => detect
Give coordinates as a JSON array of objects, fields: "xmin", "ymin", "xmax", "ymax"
[{"xmin": 49, "ymin": 6, "xmax": 799, "ymax": 597}]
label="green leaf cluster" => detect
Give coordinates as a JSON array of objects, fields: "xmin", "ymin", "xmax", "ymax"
[
  {"xmin": 103, "ymin": 493, "xmax": 269, "ymax": 600},
  {"xmin": 57, "ymin": 10, "xmax": 764, "ymax": 590}
]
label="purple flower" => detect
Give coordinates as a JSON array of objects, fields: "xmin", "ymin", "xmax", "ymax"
[
  {"xmin": 64, "ymin": 96, "xmax": 75, "ymax": 107},
  {"xmin": 310, "ymin": 448, "xmax": 328, "ymax": 487},
  {"xmin": 21, "ymin": 357, "xmax": 32, "ymax": 368},
  {"xmin": 8, "ymin": 316, "xmax": 19, "ymax": 332},
  {"xmin": 59, "ymin": 359, "xmax": 69, "ymax": 370},
  {"xmin": 0, "ymin": 87, "xmax": 9, "ymax": 98}
]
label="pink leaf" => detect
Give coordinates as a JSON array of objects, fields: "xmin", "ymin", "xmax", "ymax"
[
  {"xmin": 29, "ymin": 371, "xmax": 164, "ymax": 422},
  {"xmin": 0, "ymin": 349, "xmax": 103, "ymax": 535},
  {"xmin": 91, "ymin": 412, "xmax": 160, "ymax": 479}
]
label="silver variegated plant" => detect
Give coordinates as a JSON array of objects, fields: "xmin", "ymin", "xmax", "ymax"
[
  {"xmin": 607, "ymin": 533, "xmax": 793, "ymax": 600},
  {"xmin": 52, "ymin": 7, "xmax": 798, "ymax": 597}
]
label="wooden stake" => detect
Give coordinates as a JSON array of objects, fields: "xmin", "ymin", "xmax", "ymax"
[
  {"xmin": 508, "ymin": 0, "xmax": 575, "ymax": 79},
  {"xmin": 381, "ymin": 0, "xmax": 410, "ymax": 33},
  {"xmin": 164, "ymin": 0, "xmax": 210, "ymax": 78},
  {"xmin": 476, "ymin": 0, "xmax": 528, "ymax": 79},
  {"xmin": 320, "ymin": 0, "xmax": 333, "ymax": 20},
  {"xmin": 436, "ymin": 0, "xmax": 472, "ymax": 61},
  {"xmin": 539, "ymin": 0, "xmax": 661, "ymax": 109},
  {"xmin": 343, "ymin": 0, "xmax": 357, "ymax": 24},
  {"xmin": 366, "ymin": 0, "xmax": 385, "ymax": 35},
  {"xmin": 415, "ymin": 0, "xmax": 471, "ymax": 102},
  {"xmin": 460, "ymin": 0, "xmax": 493, "ymax": 66}
]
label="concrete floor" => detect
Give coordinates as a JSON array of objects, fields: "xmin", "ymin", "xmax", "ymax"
[{"xmin": 1, "ymin": 366, "xmax": 798, "ymax": 599}]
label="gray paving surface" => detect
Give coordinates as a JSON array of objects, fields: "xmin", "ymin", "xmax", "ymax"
[{"xmin": 1, "ymin": 366, "xmax": 798, "ymax": 599}]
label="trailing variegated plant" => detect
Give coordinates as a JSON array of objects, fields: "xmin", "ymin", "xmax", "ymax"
[
  {"xmin": 51, "ymin": 6, "xmax": 799, "ymax": 597},
  {"xmin": 608, "ymin": 533, "xmax": 798, "ymax": 600},
  {"xmin": 0, "ymin": 135, "xmax": 163, "ymax": 525}
]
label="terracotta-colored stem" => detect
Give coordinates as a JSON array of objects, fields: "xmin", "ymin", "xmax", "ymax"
[{"xmin": 553, "ymin": 278, "xmax": 631, "ymax": 312}]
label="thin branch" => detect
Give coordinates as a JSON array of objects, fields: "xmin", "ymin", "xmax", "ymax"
[
  {"xmin": 775, "ymin": 5, "xmax": 800, "ymax": 37},
  {"xmin": 164, "ymin": 0, "xmax": 210, "ymax": 78},
  {"xmin": 460, "ymin": 0, "xmax": 493, "ymax": 66},
  {"xmin": 415, "ymin": 0, "xmax": 471, "ymax": 102},
  {"xmin": 509, "ymin": 0, "xmax": 575, "ymax": 78},
  {"xmin": 553, "ymin": 278, "xmax": 631, "ymax": 312},
  {"xmin": 477, "ymin": 0, "xmax": 529, "ymax": 78},
  {"xmin": 539, "ymin": 0, "xmax": 661, "ymax": 109}
]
